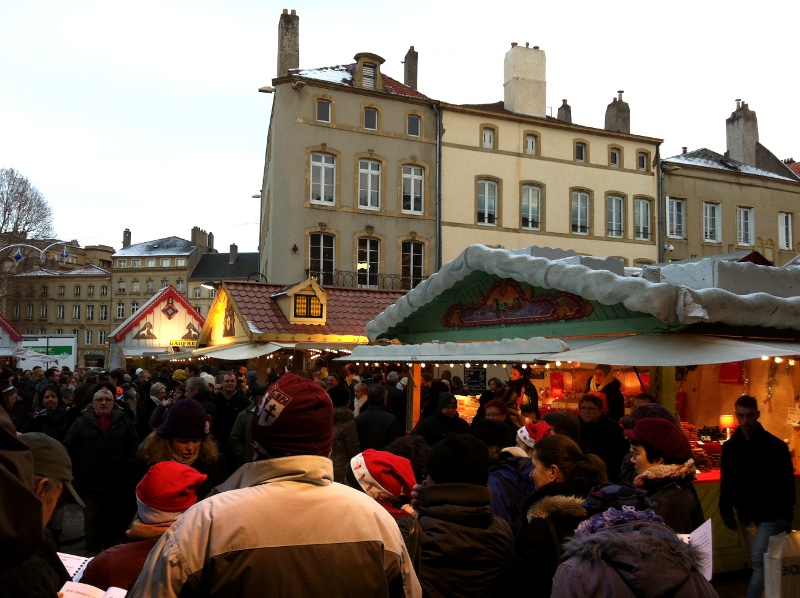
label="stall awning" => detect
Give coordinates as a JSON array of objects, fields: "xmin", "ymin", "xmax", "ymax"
[
  {"xmin": 335, "ymin": 337, "xmax": 569, "ymax": 363},
  {"xmin": 122, "ymin": 348, "xmax": 169, "ymax": 358},
  {"xmin": 193, "ymin": 342, "xmax": 285, "ymax": 361},
  {"xmin": 0, "ymin": 348, "xmax": 14, "ymax": 357},
  {"xmin": 293, "ymin": 342, "xmax": 358, "ymax": 351},
  {"xmin": 537, "ymin": 333, "xmax": 800, "ymax": 366}
]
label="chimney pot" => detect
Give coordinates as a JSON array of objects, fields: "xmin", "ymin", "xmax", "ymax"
[
  {"xmin": 511, "ymin": 42, "xmax": 517, "ymax": 48},
  {"xmin": 533, "ymin": 45, "xmax": 539, "ymax": 49},
  {"xmin": 404, "ymin": 45, "xmax": 419, "ymax": 89},
  {"xmin": 277, "ymin": 9, "xmax": 300, "ymax": 77},
  {"xmin": 682, "ymin": 147, "xmax": 687, "ymax": 154},
  {"xmin": 229, "ymin": 243, "xmax": 238, "ymax": 264},
  {"xmin": 604, "ymin": 91, "xmax": 630, "ymax": 134},
  {"xmin": 290, "ymin": 8, "xmax": 295, "ymax": 15},
  {"xmin": 282, "ymin": 8, "xmax": 287, "ymax": 14}
]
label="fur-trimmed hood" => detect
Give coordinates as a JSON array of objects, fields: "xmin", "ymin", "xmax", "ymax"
[
  {"xmin": 526, "ymin": 494, "xmax": 586, "ymax": 522},
  {"xmin": 633, "ymin": 459, "xmax": 695, "ymax": 487},
  {"xmin": 561, "ymin": 520, "xmax": 707, "ymax": 598}
]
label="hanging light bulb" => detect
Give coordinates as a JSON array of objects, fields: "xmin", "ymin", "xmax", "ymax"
[
  {"xmin": 774, "ymin": 357, "xmax": 784, "ymax": 364},
  {"xmin": 420, "ymin": 363, "xmax": 425, "ymax": 368},
  {"xmin": 761, "ymin": 355, "xmax": 769, "ymax": 361},
  {"xmin": 465, "ymin": 363, "xmax": 470, "ymax": 368},
  {"xmin": 555, "ymin": 361, "xmax": 562, "ymax": 367},
  {"xmin": 789, "ymin": 360, "xmax": 796, "ymax": 366},
  {"xmin": 521, "ymin": 364, "xmax": 527, "ymax": 369}
]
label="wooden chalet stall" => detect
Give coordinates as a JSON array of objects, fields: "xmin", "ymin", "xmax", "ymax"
[
  {"xmin": 339, "ymin": 244, "xmax": 800, "ymax": 574},
  {"xmin": 0, "ymin": 314, "xmax": 22, "ymax": 368}
]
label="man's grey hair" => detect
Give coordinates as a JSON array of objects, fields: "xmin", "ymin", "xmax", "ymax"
[
  {"xmin": 387, "ymin": 371, "xmax": 399, "ymax": 384},
  {"xmin": 150, "ymin": 382, "xmax": 166, "ymax": 396},
  {"xmin": 185, "ymin": 376, "xmax": 210, "ymax": 394},
  {"xmin": 93, "ymin": 388, "xmax": 114, "ymax": 401},
  {"xmin": 367, "ymin": 384, "xmax": 387, "ymax": 406}
]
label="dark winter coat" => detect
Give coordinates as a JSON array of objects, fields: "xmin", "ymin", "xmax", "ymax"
[
  {"xmin": 512, "ymin": 479, "xmax": 592, "ymax": 596},
  {"xmin": 580, "ymin": 415, "xmax": 628, "ymax": 482},
  {"xmin": 332, "ymin": 406, "xmax": 361, "ymax": 483},
  {"xmin": 354, "ymin": 404, "xmax": 402, "ymax": 451},
  {"xmin": 386, "ymin": 384, "xmax": 408, "ymax": 430},
  {"xmin": 24, "ymin": 404, "xmax": 72, "ymax": 442},
  {"xmin": 209, "ymin": 390, "xmax": 250, "ymax": 452},
  {"xmin": 552, "ymin": 520, "xmax": 718, "ymax": 597},
  {"xmin": 398, "ymin": 483, "xmax": 514, "ymax": 598},
  {"xmin": 634, "ymin": 461, "xmax": 705, "ymax": 534},
  {"xmin": 585, "ymin": 377, "xmax": 624, "ymax": 421},
  {"xmin": 412, "ymin": 411, "xmax": 472, "ymax": 446},
  {"xmin": 487, "ymin": 453, "xmax": 535, "ymax": 530},
  {"xmin": 720, "ymin": 422, "xmax": 796, "ymax": 525},
  {"xmin": 62, "ymin": 409, "xmax": 140, "ymax": 492}
]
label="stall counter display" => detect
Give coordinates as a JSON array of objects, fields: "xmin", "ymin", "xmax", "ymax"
[{"xmin": 455, "ymin": 394, "xmax": 479, "ymax": 424}]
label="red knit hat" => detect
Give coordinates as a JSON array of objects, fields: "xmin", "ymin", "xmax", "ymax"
[
  {"xmin": 251, "ymin": 373, "xmax": 333, "ymax": 458},
  {"xmin": 624, "ymin": 417, "xmax": 693, "ymax": 462},
  {"xmin": 350, "ymin": 449, "xmax": 416, "ymax": 500},
  {"xmin": 136, "ymin": 461, "xmax": 207, "ymax": 514}
]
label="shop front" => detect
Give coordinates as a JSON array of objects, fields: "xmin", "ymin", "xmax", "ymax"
[{"xmin": 339, "ymin": 245, "xmax": 800, "ymax": 573}]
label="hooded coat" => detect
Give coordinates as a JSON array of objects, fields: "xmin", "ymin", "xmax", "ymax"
[
  {"xmin": 551, "ymin": 520, "xmax": 718, "ymax": 597},
  {"xmin": 511, "ymin": 479, "xmax": 591, "ymax": 596},
  {"xmin": 633, "ymin": 460, "xmax": 705, "ymax": 534}
]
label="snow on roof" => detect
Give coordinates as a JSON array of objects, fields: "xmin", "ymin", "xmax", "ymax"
[
  {"xmin": 15, "ymin": 264, "xmax": 110, "ymax": 277},
  {"xmin": 112, "ymin": 237, "xmax": 195, "ymax": 258},
  {"xmin": 365, "ymin": 245, "xmax": 800, "ymax": 340},
  {"xmin": 665, "ymin": 148, "xmax": 798, "ymax": 182},
  {"xmin": 290, "ymin": 64, "xmax": 429, "ymax": 100}
]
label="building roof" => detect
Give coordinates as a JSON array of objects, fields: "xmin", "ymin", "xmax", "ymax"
[
  {"xmin": 290, "ymin": 64, "xmax": 430, "ymax": 100},
  {"xmin": 787, "ymin": 161, "xmax": 800, "ymax": 176},
  {"xmin": 365, "ymin": 245, "xmax": 800, "ymax": 340},
  {"xmin": 15, "ymin": 264, "xmax": 111, "ymax": 278},
  {"xmin": 111, "ymin": 237, "xmax": 195, "ymax": 258},
  {"xmin": 110, "ymin": 285, "xmax": 203, "ymax": 341},
  {"xmin": 664, "ymin": 148, "xmax": 799, "ymax": 182},
  {"xmin": 225, "ymin": 282, "xmax": 405, "ymax": 338},
  {"xmin": 188, "ymin": 252, "xmax": 260, "ymax": 281}
]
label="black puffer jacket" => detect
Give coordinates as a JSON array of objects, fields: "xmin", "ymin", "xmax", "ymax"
[
  {"xmin": 511, "ymin": 479, "xmax": 591, "ymax": 596},
  {"xmin": 63, "ymin": 409, "xmax": 139, "ymax": 492},
  {"xmin": 331, "ymin": 406, "xmax": 361, "ymax": 483},
  {"xmin": 412, "ymin": 411, "xmax": 471, "ymax": 446},
  {"xmin": 398, "ymin": 483, "xmax": 514, "ymax": 598}
]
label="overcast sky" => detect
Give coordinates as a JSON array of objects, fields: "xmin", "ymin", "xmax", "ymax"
[{"xmin": 2, "ymin": 0, "xmax": 797, "ymax": 254}]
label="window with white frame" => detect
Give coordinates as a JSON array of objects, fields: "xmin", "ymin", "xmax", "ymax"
[
  {"xmin": 571, "ymin": 191, "xmax": 590, "ymax": 234},
  {"xmin": 309, "ymin": 233, "xmax": 335, "ymax": 286},
  {"xmin": 401, "ymin": 240, "xmax": 424, "ymax": 289},
  {"xmin": 610, "ymin": 148, "xmax": 621, "ymax": 167},
  {"xmin": 521, "ymin": 185, "xmax": 541, "ymax": 230},
  {"xmin": 100, "ymin": 305, "xmax": 107, "ymax": 320},
  {"xmin": 638, "ymin": 152, "xmax": 648, "ymax": 171},
  {"xmin": 525, "ymin": 134, "xmax": 538, "ymax": 156},
  {"xmin": 161, "ymin": 279, "xmax": 169, "ymax": 289},
  {"xmin": 117, "ymin": 259, "xmax": 126, "ymax": 268},
  {"xmin": 131, "ymin": 259, "xmax": 141, "ymax": 267},
  {"xmin": 607, "ymin": 195, "xmax": 624, "ymax": 237},
  {"xmin": 101, "ymin": 285, "xmax": 108, "ymax": 296},
  {"xmin": 364, "ymin": 107, "xmax": 378, "ymax": 130},
  {"xmin": 358, "ymin": 159, "xmax": 381, "ymax": 210},
  {"xmin": 737, "ymin": 207, "xmax": 754, "ymax": 246},
  {"xmin": 176, "ymin": 280, "xmax": 184, "ymax": 292},
  {"xmin": 132, "ymin": 281, "xmax": 140, "ymax": 293},
  {"xmin": 118, "ymin": 281, "xmax": 125, "ymax": 293},
  {"xmin": 310, "ymin": 153, "xmax": 335, "ymax": 204},
  {"xmin": 117, "ymin": 303, "xmax": 125, "ymax": 318},
  {"xmin": 146, "ymin": 259, "xmax": 155, "ymax": 267},
  {"xmin": 316, "ymin": 99, "xmax": 331, "ymax": 123},
  {"xmin": 14, "ymin": 304, "xmax": 20, "ymax": 319},
  {"xmin": 88, "ymin": 285, "xmax": 94, "ymax": 296},
  {"xmin": 40, "ymin": 304, "xmax": 47, "ymax": 319},
  {"xmin": 194, "ymin": 287, "xmax": 201, "ymax": 298},
  {"xmin": 26, "ymin": 304, "xmax": 33, "ymax": 319},
  {"xmin": 147, "ymin": 280, "xmax": 154, "ymax": 293},
  {"xmin": 99, "ymin": 330, "xmax": 106, "ymax": 344},
  {"xmin": 73, "ymin": 305, "xmax": 80, "ymax": 320},
  {"xmin": 210, "ymin": 288, "xmax": 216, "ymax": 298},
  {"xmin": 161, "ymin": 259, "xmax": 170, "ymax": 267},
  {"xmin": 194, "ymin": 306, "xmax": 202, "ymax": 316},
  {"xmin": 477, "ymin": 180, "xmax": 498, "ymax": 225},
  {"xmin": 482, "ymin": 127, "xmax": 495, "ymax": 149},
  {"xmin": 86, "ymin": 305, "xmax": 94, "ymax": 321},
  {"xmin": 71, "ymin": 329, "xmax": 78, "ymax": 336},
  {"xmin": 402, "ymin": 165, "xmax": 424, "ymax": 214},
  {"xmin": 85, "ymin": 330, "xmax": 93, "ymax": 345},
  {"xmin": 357, "ymin": 238, "xmax": 379, "ymax": 288},
  {"xmin": 74, "ymin": 285, "xmax": 81, "ymax": 296},
  {"xmin": 56, "ymin": 329, "xmax": 63, "ymax": 335},
  {"xmin": 131, "ymin": 301, "xmax": 139, "ymax": 314},
  {"xmin": 779, "ymin": 212, "xmax": 793, "ymax": 250},
  {"xmin": 57, "ymin": 305, "xmax": 64, "ymax": 320},
  {"xmin": 703, "ymin": 202, "xmax": 721, "ymax": 243},
  {"xmin": 58, "ymin": 286, "xmax": 65, "ymax": 296},
  {"xmin": 176, "ymin": 258, "xmax": 186, "ymax": 267},
  {"xmin": 667, "ymin": 197, "xmax": 686, "ymax": 239},
  {"xmin": 407, "ymin": 115, "xmax": 420, "ymax": 137},
  {"xmin": 575, "ymin": 142, "xmax": 587, "ymax": 162},
  {"xmin": 362, "ymin": 63, "xmax": 377, "ymax": 89},
  {"xmin": 634, "ymin": 198, "xmax": 652, "ymax": 240}
]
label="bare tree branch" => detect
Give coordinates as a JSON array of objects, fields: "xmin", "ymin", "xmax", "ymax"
[{"xmin": 0, "ymin": 168, "xmax": 55, "ymax": 240}]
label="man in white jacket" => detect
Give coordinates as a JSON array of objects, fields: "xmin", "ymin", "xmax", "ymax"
[{"xmin": 129, "ymin": 373, "xmax": 421, "ymax": 598}]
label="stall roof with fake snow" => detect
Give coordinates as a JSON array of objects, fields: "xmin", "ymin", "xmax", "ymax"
[{"xmin": 365, "ymin": 245, "xmax": 800, "ymax": 344}]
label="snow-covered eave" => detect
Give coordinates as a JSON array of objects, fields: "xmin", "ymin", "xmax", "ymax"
[
  {"xmin": 663, "ymin": 155, "xmax": 799, "ymax": 183},
  {"xmin": 365, "ymin": 245, "xmax": 800, "ymax": 341}
]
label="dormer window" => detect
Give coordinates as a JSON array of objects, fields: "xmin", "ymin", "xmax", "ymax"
[
  {"xmin": 362, "ymin": 63, "xmax": 376, "ymax": 89},
  {"xmin": 294, "ymin": 295, "xmax": 323, "ymax": 318}
]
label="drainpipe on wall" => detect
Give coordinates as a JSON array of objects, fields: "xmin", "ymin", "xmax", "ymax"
[
  {"xmin": 658, "ymin": 152, "xmax": 667, "ymax": 264},
  {"xmin": 434, "ymin": 102, "xmax": 443, "ymax": 270}
]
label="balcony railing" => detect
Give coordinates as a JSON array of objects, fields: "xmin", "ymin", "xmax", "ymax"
[{"xmin": 305, "ymin": 269, "xmax": 424, "ymax": 291}]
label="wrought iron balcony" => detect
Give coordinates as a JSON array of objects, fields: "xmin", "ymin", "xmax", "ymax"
[{"xmin": 305, "ymin": 269, "xmax": 424, "ymax": 291}]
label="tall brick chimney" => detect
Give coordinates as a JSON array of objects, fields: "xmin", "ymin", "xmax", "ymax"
[
  {"xmin": 726, "ymin": 100, "xmax": 758, "ymax": 167},
  {"xmin": 557, "ymin": 99, "xmax": 572, "ymax": 123},
  {"xmin": 122, "ymin": 228, "xmax": 131, "ymax": 248},
  {"xmin": 404, "ymin": 46, "xmax": 418, "ymax": 90},
  {"xmin": 277, "ymin": 9, "xmax": 299, "ymax": 77},
  {"xmin": 604, "ymin": 90, "xmax": 630, "ymax": 134},
  {"xmin": 229, "ymin": 243, "xmax": 238, "ymax": 264},
  {"xmin": 503, "ymin": 43, "xmax": 546, "ymax": 117}
]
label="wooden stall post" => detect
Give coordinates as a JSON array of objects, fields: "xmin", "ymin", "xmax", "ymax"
[
  {"xmin": 411, "ymin": 363, "xmax": 421, "ymax": 430},
  {"xmin": 652, "ymin": 366, "xmax": 678, "ymax": 418}
]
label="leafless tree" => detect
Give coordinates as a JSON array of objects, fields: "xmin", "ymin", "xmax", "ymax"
[{"xmin": 0, "ymin": 167, "xmax": 54, "ymax": 241}]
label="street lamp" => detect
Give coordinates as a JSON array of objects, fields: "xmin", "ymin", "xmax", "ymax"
[{"xmin": 0, "ymin": 241, "xmax": 70, "ymax": 268}]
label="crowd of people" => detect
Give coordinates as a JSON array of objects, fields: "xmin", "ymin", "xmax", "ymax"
[{"xmin": 0, "ymin": 360, "xmax": 791, "ymax": 597}]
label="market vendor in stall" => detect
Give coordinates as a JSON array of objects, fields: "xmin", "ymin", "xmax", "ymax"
[{"xmin": 585, "ymin": 364, "xmax": 624, "ymax": 422}]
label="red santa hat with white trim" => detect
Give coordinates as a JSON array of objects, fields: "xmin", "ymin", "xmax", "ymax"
[{"xmin": 350, "ymin": 449, "xmax": 416, "ymax": 501}]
